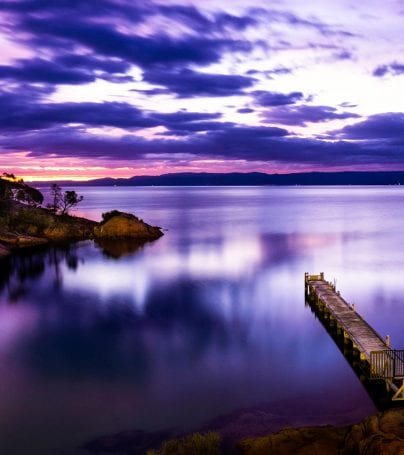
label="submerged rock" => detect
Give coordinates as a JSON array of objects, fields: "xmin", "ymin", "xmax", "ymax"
[{"xmin": 94, "ymin": 212, "xmax": 163, "ymax": 240}]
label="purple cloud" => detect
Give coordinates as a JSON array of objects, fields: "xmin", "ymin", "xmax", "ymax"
[
  {"xmin": 253, "ymin": 90, "xmax": 304, "ymax": 106},
  {"xmin": 237, "ymin": 108, "xmax": 255, "ymax": 114},
  {"xmin": 2, "ymin": 1, "xmax": 255, "ymax": 77},
  {"xmin": 0, "ymin": 58, "xmax": 96, "ymax": 85},
  {"xmin": 330, "ymin": 113, "xmax": 404, "ymax": 139},
  {"xmin": 4, "ymin": 123, "xmax": 404, "ymax": 170},
  {"xmin": 373, "ymin": 62, "xmax": 404, "ymax": 77},
  {"xmin": 142, "ymin": 68, "xmax": 256, "ymax": 98},
  {"xmin": 263, "ymin": 105, "xmax": 360, "ymax": 126},
  {"xmin": 0, "ymin": 85, "xmax": 224, "ymax": 132}
]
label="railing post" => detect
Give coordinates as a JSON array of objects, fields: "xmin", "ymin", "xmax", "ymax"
[{"xmin": 393, "ymin": 350, "xmax": 396, "ymax": 378}]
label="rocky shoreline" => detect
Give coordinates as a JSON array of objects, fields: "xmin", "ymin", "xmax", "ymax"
[
  {"xmin": 240, "ymin": 407, "xmax": 404, "ymax": 454},
  {"xmin": 0, "ymin": 201, "xmax": 163, "ymax": 257},
  {"xmin": 84, "ymin": 407, "xmax": 404, "ymax": 454}
]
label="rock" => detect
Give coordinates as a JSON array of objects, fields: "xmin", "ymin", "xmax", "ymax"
[
  {"xmin": 16, "ymin": 235, "xmax": 48, "ymax": 247},
  {"xmin": 3, "ymin": 201, "xmax": 96, "ymax": 241},
  {"xmin": 94, "ymin": 212, "xmax": 163, "ymax": 240},
  {"xmin": 343, "ymin": 408, "xmax": 404, "ymax": 454},
  {"xmin": 238, "ymin": 409, "xmax": 404, "ymax": 455},
  {"xmin": 0, "ymin": 231, "xmax": 47, "ymax": 254},
  {"xmin": 0, "ymin": 202, "xmax": 163, "ymax": 256},
  {"xmin": 83, "ymin": 429, "xmax": 171, "ymax": 454},
  {"xmin": 239, "ymin": 426, "xmax": 347, "ymax": 455}
]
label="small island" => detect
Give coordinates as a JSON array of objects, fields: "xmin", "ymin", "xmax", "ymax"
[{"xmin": 0, "ymin": 173, "xmax": 163, "ymax": 258}]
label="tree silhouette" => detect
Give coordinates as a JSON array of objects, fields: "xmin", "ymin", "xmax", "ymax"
[
  {"xmin": 47, "ymin": 184, "xmax": 83, "ymax": 215},
  {"xmin": 0, "ymin": 172, "xmax": 43, "ymax": 206}
]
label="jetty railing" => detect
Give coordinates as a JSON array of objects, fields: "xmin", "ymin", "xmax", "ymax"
[{"xmin": 370, "ymin": 350, "xmax": 404, "ymax": 380}]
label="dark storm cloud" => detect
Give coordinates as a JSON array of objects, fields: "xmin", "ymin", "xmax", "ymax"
[
  {"xmin": 253, "ymin": 90, "xmax": 304, "ymax": 106},
  {"xmin": 157, "ymin": 5, "xmax": 257, "ymax": 32},
  {"xmin": 0, "ymin": 85, "xmax": 225, "ymax": 132},
  {"xmin": 330, "ymin": 113, "xmax": 404, "ymax": 140},
  {"xmin": 0, "ymin": 0, "xmax": 150, "ymax": 21},
  {"xmin": 263, "ymin": 105, "xmax": 360, "ymax": 126},
  {"xmin": 142, "ymin": 69, "xmax": 256, "ymax": 97},
  {"xmin": 1, "ymin": 0, "xmax": 257, "ymax": 33},
  {"xmin": 373, "ymin": 62, "xmax": 404, "ymax": 77},
  {"xmin": 4, "ymin": 122, "xmax": 404, "ymax": 169},
  {"xmin": 0, "ymin": 100, "xmax": 155, "ymax": 131},
  {"xmin": 2, "ymin": 0, "xmax": 255, "ymax": 77},
  {"xmin": 152, "ymin": 111, "xmax": 228, "ymax": 134},
  {"xmin": 248, "ymin": 7, "xmax": 358, "ymax": 38},
  {"xmin": 22, "ymin": 18, "xmax": 248, "ymax": 69},
  {"xmin": 0, "ymin": 124, "xmax": 289, "ymax": 161},
  {"xmin": 237, "ymin": 108, "xmax": 255, "ymax": 114},
  {"xmin": 0, "ymin": 55, "xmax": 136, "ymax": 86},
  {"xmin": 54, "ymin": 54, "xmax": 131, "ymax": 75},
  {"xmin": 0, "ymin": 58, "xmax": 96, "ymax": 85}
]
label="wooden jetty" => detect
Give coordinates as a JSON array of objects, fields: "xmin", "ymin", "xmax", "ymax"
[{"xmin": 305, "ymin": 273, "xmax": 404, "ymax": 402}]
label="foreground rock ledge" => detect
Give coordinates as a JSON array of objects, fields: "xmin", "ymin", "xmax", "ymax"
[
  {"xmin": 83, "ymin": 408, "xmax": 404, "ymax": 454},
  {"xmin": 238, "ymin": 408, "xmax": 404, "ymax": 455}
]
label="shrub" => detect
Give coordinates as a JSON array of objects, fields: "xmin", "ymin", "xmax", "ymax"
[
  {"xmin": 101, "ymin": 210, "xmax": 122, "ymax": 223},
  {"xmin": 147, "ymin": 432, "xmax": 222, "ymax": 455}
]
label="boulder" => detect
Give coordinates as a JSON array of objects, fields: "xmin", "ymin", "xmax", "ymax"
[{"xmin": 94, "ymin": 212, "xmax": 163, "ymax": 240}]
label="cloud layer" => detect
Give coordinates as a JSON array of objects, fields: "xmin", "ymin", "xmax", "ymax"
[{"xmin": 0, "ymin": 0, "xmax": 403, "ymax": 178}]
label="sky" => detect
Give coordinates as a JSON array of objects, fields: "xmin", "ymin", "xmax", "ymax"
[{"xmin": 0, "ymin": 0, "xmax": 404, "ymax": 181}]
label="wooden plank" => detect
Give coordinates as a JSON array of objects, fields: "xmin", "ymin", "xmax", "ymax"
[{"xmin": 306, "ymin": 276, "xmax": 387, "ymax": 361}]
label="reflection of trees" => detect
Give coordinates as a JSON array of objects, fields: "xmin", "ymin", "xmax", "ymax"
[
  {"xmin": 0, "ymin": 243, "xmax": 253, "ymax": 383},
  {"xmin": 0, "ymin": 244, "xmax": 82, "ymax": 302}
]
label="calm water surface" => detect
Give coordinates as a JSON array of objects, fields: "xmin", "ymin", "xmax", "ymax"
[{"xmin": 1, "ymin": 186, "xmax": 404, "ymax": 454}]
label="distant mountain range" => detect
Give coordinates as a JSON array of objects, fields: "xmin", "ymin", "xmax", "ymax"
[{"xmin": 34, "ymin": 171, "xmax": 404, "ymax": 186}]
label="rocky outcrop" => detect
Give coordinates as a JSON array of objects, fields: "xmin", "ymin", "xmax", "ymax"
[
  {"xmin": 3, "ymin": 201, "xmax": 96, "ymax": 241},
  {"xmin": 94, "ymin": 212, "xmax": 163, "ymax": 240},
  {"xmin": 0, "ymin": 202, "xmax": 163, "ymax": 257},
  {"xmin": 238, "ymin": 408, "xmax": 404, "ymax": 455}
]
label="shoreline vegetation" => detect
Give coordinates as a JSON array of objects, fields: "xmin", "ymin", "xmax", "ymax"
[{"xmin": 0, "ymin": 174, "xmax": 163, "ymax": 258}]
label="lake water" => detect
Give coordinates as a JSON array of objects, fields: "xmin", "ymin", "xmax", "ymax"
[{"xmin": 1, "ymin": 186, "xmax": 404, "ymax": 454}]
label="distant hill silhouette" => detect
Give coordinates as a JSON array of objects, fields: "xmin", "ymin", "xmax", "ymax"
[{"xmin": 34, "ymin": 171, "xmax": 404, "ymax": 186}]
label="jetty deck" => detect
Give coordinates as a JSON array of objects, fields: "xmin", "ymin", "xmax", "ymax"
[{"xmin": 305, "ymin": 273, "xmax": 404, "ymax": 402}]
